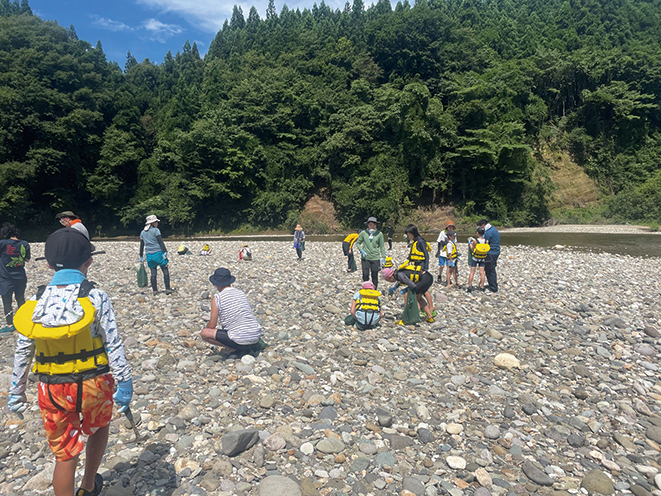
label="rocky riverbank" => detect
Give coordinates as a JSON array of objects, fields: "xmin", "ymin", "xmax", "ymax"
[{"xmin": 1, "ymin": 240, "xmax": 661, "ymax": 496}]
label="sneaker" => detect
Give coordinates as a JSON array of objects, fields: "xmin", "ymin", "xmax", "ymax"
[
  {"xmin": 478, "ymin": 287, "xmax": 486, "ymax": 292},
  {"xmin": 0, "ymin": 325, "xmax": 15, "ymax": 334},
  {"xmin": 165, "ymin": 289, "xmax": 174, "ymax": 295},
  {"xmin": 467, "ymin": 286, "xmax": 474, "ymax": 293},
  {"xmin": 425, "ymin": 317, "xmax": 435, "ymax": 323},
  {"xmin": 152, "ymin": 290, "xmax": 159, "ymax": 295},
  {"xmin": 396, "ymin": 320, "xmax": 406, "ymax": 326},
  {"xmin": 76, "ymin": 473, "xmax": 103, "ymax": 496}
]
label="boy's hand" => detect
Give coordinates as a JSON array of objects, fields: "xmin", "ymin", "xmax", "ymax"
[
  {"xmin": 113, "ymin": 379, "xmax": 133, "ymax": 413},
  {"xmin": 8, "ymin": 393, "xmax": 27, "ymax": 416}
]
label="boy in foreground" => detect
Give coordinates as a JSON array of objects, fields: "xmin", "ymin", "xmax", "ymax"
[{"xmin": 8, "ymin": 228, "xmax": 133, "ymax": 496}]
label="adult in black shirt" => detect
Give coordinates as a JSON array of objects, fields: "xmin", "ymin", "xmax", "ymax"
[{"xmin": 0, "ymin": 223, "xmax": 30, "ymax": 332}]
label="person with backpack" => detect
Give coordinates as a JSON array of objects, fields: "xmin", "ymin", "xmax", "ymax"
[
  {"xmin": 139, "ymin": 215, "xmax": 173, "ymax": 295},
  {"xmin": 8, "ymin": 228, "xmax": 132, "ymax": 496},
  {"xmin": 477, "ymin": 219, "xmax": 501, "ymax": 292},
  {"xmin": 0, "ymin": 223, "xmax": 30, "ymax": 334},
  {"xmin": 356, "ymin": 217, "xmax": 387, "ymax": 290},
  {"xmin": 467, "ymin": 226, "xmax": 488, "ymax": 292}
]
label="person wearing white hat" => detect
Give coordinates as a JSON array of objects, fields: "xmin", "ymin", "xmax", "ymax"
[
  {"xmin": 355, "ymin": 216, "xmax": 386, "ymax": 290},
  {"xmin": 139, "ymin": 215, "xmax": 172, "ymax": 295}
]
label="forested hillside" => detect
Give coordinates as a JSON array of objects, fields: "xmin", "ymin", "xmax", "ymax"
[{"xmin": 1, "ymin": 0, "xmax": 660, "ymax": 235}]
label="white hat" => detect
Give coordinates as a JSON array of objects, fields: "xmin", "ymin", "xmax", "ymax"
[{"xmin": 144, "ymin": 214, "xmax": 160, "ymax": 230}]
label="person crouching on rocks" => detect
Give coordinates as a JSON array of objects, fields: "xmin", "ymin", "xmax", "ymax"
[
  {"xmin": 382, "ymin": 265, "xmax": 435, "ymax": 323},
  {"xmin": 346, "ymin": 281, "xmax": 383, "ymax": 331},
  {"xmin": 200, "ymin": 268, "xmax": 264, "ymax": 354},
  {"xmin": 239, "ymin": 244, "xmax": 252, "ymax": 261}
]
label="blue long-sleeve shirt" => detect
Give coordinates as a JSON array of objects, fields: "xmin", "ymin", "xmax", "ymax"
[{"xmin": 484, "ymin": 224, "xmax": 501, "ymax": 255}]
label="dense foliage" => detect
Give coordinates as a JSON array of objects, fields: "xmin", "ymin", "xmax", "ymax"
[{"xmin": 1, "ymin": 0, "xmax": 660, "ymax": 235}]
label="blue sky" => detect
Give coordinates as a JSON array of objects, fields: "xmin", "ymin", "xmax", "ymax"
[{"xmin": 29, "ymin": 0, "xmax": 349, "ymax": 67}]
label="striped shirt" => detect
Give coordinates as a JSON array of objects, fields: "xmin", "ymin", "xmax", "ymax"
[{"xmin": 215, "ymin": 287, "xmax": 262, "ymax": 345}]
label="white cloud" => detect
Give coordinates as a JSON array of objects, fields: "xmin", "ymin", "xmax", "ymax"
[
  {"xmin": 91, "ymin": 15, "xmax": 134, "ymax": 32},
  {"xmin": 143, "ymin": 18, "xmax": 184, "ymax": 42}
]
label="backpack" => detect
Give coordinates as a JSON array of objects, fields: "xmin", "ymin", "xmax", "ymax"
[{"xmin": 472, "ymin": 243, "xmax": 490, "ymax": 259}]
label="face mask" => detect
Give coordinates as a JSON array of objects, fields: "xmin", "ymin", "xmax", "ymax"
[{"xmin": 368, "ymin": 228, "xmax": 376, "ymax": 235}]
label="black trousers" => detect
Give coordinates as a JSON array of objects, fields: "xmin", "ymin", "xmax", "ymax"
[
  {"xmin": 484, "ymin": 253, "xmax": 499, "ymax": 291},
  {"xmin": 387, "ymin": 237, "xmax": 392, "ymax": 250},
  {"xmin": 361, "ymin": 259, "xmax": 381, "ymax": 290},
  {"xmin": 2, "ymin": 279, "xmax": 26, "ymax": 326},
  {"xmin": 150, "ymin": 265, "xmax": 171, "ymax": 292}
]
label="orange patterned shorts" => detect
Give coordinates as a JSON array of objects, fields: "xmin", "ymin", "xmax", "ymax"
[{"xmin": 38, "ymin": 374, "xmax": 115, "ymax": 461}]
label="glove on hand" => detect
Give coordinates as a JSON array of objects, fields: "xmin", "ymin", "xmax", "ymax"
[
  {"xmin": 360, "ymin": 250, "xmax": 366, "ymax": 258},
  {"xmin": 8, "ymin": 393, "xmax": 27, "ymax": 418},
  {"xmin": 139, "ymin": 256, "xmax": 144, "ymax": 263},
  {"xmin": 381, "ymin": 258, "xmax": 385, "ymax": 267},
  {"xmin": 113, "ymin": 379, "xmax": 133, "ymax": 413},
  {"xmin": 163, "ymin": 252, "xmax": 168, "ymax": 260}
]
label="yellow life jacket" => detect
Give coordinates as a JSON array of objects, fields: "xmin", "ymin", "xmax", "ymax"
[
  {"xmin": 177, "ymin": 244, "xmax": 189, "ymax": 254},
  {"xmin": 357, "ymin": 289, "xmax": 381, "ymax": 312},
  {"xmin": 202, "ymin": 244, "xmax": 210, "ymax": 251},
  {"xmin": 408, "ymin": 239, "xmax": 432, "ymax": 265},
  {"xmin": 14, "ymin": 298, "xmax": 108, "ymax": 376},
  {"xmin": 383, "ymin": 256, "xmax": 394, "ymax": 268},
  {"xmin": 472, "ymin": 242, "xmax": 490, "ymax": 259},
  {"xmin": 442, "ymin": 242, "xmax": 457, "ymax": 260},
  {"xmin": 343, "ymin": 233, "xmax": 359, "ymax": 248},
  {"xmin": 397, "ymin": 262, "xmax": 423, "ymax": 283}
]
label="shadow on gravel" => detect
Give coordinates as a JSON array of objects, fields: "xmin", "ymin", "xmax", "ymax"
[{"xmin": 105, "ymin": 442, "xmax": 177, "ymax": 496}]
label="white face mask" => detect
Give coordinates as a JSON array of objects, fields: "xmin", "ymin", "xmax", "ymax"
[{"xmin": 368, "ymin": 228, "xmax": 376, "ymax": 235}]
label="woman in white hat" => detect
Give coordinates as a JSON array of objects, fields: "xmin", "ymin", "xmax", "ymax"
[{"xmin": 139, "ymin": 215, "xmax": 173, "ymax": 295}]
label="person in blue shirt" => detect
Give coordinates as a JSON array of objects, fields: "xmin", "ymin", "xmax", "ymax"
[
  {"xmin": 477, "ymin": 219, "xmax": 501, "ymax": 292},
  {"xmin": 139, "ymin": 215, "xmax": 173, "ymax": 295}
]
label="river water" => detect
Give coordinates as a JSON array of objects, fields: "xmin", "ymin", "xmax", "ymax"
[{"xmin": 185, "ymin": 232, "xmax": 661, "ymax": 258}]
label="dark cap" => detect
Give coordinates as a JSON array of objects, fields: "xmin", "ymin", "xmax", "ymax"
[
  {"xmin": 209, "ymin": 268, "xmax": 236, "ymax": 287},
  {"xmin": 55, "ymin": 211, "xmax": 79, "ymax": 220},
  {"xmin": 45, "ymin": 228, "xmax": 92, "ymax": 269}
]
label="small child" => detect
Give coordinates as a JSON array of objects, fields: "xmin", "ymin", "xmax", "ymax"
[
  {"xmin": 199, "ymin": 244, "xmax": 212, "ymax": 256},
  {"xmin": 442, "ymin": 230, "xmax": 459, "ymax": 287},
  {"xmin": 348, "ymin": 281, "xmax": 383, "ymax": 331},
  {"xmin": 8, "ymin": 228, "xmax": 132, "ymax": 496},
  {"xmin": 467, "ymin": 226, "xmax": 487, "ymax": 292},
  {"xmin": 239, "ymin": 244, "xmax": 252, "ymax": 261}
]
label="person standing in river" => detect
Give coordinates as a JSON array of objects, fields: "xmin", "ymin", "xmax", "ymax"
[
  {"xmin": 139, "ymin": 215, "xmax": 173, "ymax": 295},
  {"xmin": 477, "ymin": 219, "xmax": 500, "ymax": 292},
  {"xmin": 356, "ymin": 217, "xmax": 386, "ymax": 290}
]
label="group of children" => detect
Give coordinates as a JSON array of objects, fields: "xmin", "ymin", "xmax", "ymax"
[
  {"xmin": 176, "ymin": 244, "xmax": 213, "ymax": 256},
  {"xmin": 436, "ymin": 221, "xmax": 490, "ymax": 291}
]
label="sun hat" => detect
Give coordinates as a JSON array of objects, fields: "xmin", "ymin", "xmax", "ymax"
[
  {"xmin": 381, "ymin": 267, "xmax": 394, "ymax": 279},
  {"xmin": 295, "ymin": 224, "xmax": 303, "ymax": 231},
  {"xmin": 144, "ymin": 214, "xmax": 160, "ymax": 230},
  {"xmin": 55, "ymin": 211, "xmax": 79, "ymax": 220},
  {"xmin": 445, "ymin": 220, "xmax": 455, "ymax": 228},
  {"xmin": 366, "ymin": 216, "xmax": 379, "ymax": 224},
  {"xmin": 242, "ymin": 243, "xmax": 249, "ymax": 247},
  {"xmin": 209, "ymin": 268, "xmax": 236, "ymax": 287},
  {"xmin": 45, "ymin": 228, "xmax": 92, "ymax": 270},
  {"xmin": 362, "ymin": 281, "xmax": 375, "ymax": 290}
]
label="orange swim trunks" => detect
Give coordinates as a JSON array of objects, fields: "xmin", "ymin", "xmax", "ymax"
[{"xmin": 38, "ymin": 374, "xmax": 115, "ymax": 461}]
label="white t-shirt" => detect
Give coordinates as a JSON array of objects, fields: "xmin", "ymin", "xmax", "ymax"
[{"xmin": 214, "ymin": 287, "xmax": 261, "ymax": 345}]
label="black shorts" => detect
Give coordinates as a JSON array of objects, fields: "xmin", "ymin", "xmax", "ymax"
[
  {"xmin": 414, "ymin": 272, "xmax": 433, "ymax": 294},
  {"xmin": 214, "ymin": 329, "xmax": 256, "ymax": 351}
]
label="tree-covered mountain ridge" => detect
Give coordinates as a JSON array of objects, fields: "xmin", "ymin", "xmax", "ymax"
[{"xmin": 1, "ymin": 0, "xmax": 660, "ymax": 236}]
